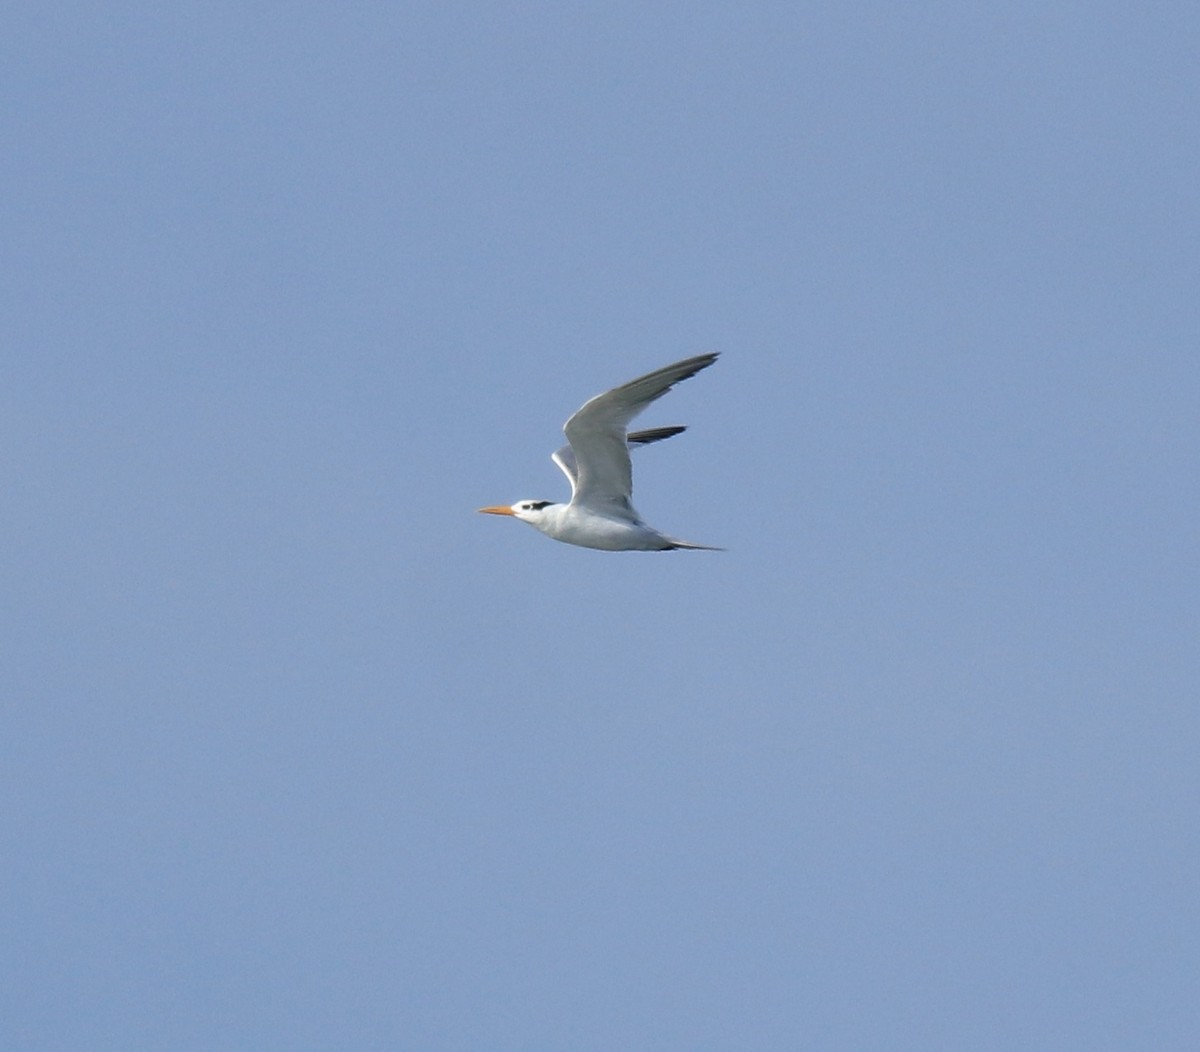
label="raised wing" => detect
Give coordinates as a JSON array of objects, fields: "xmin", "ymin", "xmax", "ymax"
[
  {"xmin": 551, "ymin": 426, "xmax": 687, "ymax": 495},
  {"xmin": 562, "ymin": 353, "xmax": 718, "ymax": 513}
]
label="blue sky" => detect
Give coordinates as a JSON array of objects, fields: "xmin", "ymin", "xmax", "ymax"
[{"xmin": 3, "ymin": 3, "xmax": 1198, "ymax": 1048}]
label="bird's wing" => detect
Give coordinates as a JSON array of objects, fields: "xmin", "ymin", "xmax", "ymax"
[
  {"xmin": 628, "ymin": 425, "xmax": 688, "ymax": 447},
  {"xmin": 551, "ymin": 426, "xmax": 687, "ymax": 496},
  {"xmin": 563, "ymin": 354, "xmax": 717, "ymax": 513}
]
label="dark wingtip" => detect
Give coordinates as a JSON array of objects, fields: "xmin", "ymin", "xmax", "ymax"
[
  {"xmin": 679, "ymin": 352, "xmax": 719, "ymax": 378},
  {"xmin": 628, "ymin": 425, "xmax": 687, "ymax": 446},
  {"xmin": 650, "ymin": 352, "xmax": 719, "ymax": 401}
]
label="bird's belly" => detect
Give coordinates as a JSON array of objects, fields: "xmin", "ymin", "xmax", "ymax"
[{"xmin": 550, "ymin": 510, "xmax": 666, "ymax": 551}]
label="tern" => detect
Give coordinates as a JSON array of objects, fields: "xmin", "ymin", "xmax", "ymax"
[{"xmin": 478, "ymin": 353, "xmax": 722, "ymax": 551}]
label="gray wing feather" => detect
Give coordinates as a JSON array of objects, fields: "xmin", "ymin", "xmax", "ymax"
[
  {"xmin": 551, "ymin": 426, "xmax": 688, "ymax": 495},
  {"xmin": 562, "ymin": 353, "xmax": 718, "ymax": 511},
  {"xmin": 628, "ymin": 425, "xmax": 687, "ymax": 446}
]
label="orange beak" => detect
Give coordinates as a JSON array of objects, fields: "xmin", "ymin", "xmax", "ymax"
[{"xmin": 477, "ymin": 505, "xmax": 516, "ymax": 516}]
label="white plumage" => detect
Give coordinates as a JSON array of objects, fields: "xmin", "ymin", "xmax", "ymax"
[{"xmin": 478, "ymin": 354, "xmax": 722, "ymax": 551}]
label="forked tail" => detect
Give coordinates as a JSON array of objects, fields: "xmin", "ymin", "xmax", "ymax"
[{"xmin": 662, "ymin": 538, "xmax": 725, "ymax": 551}]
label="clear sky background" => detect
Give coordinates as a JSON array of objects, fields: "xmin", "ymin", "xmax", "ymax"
[{"xmin": 4, "ymin": 3, "xmax": 1198, "ymax": 1049}]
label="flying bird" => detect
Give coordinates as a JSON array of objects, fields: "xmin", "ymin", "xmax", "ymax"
[{"xmin": 478, "ymin": 353, "xmax": 722, "ymax": 551}]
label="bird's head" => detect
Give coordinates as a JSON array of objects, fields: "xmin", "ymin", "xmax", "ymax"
[{"xmin": 477, "ymin": 500, "xmax": 557, "ymax": 525}]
